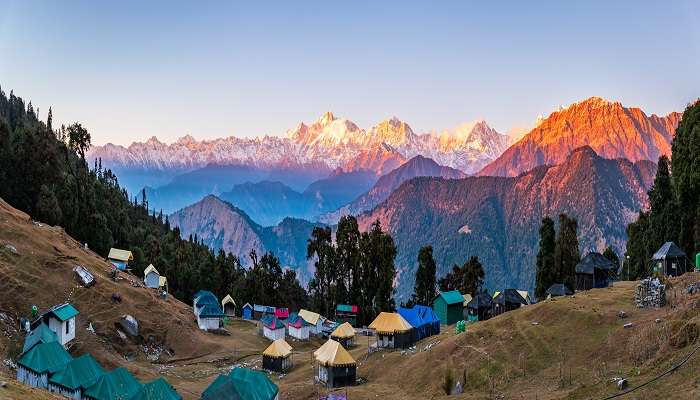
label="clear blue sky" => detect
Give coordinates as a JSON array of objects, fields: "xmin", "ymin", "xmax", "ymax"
[{"xmin": 1, "ymin": 1, "xmax": 698, "ymax": 145}]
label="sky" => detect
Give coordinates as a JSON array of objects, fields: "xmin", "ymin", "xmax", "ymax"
[{"xmin": 1, "ymin": 1, "xmax": 699, "ymax": 146}]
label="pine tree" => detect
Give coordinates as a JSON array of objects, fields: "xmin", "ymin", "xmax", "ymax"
[
  {"xmin": 412, "ymin": 245, "xmax": 437, "ymax": 305},
  {"xmin": 554, "ymin": 214, "xmax": 580, "ymax": 290},
  {"xmin": 602, "ymin": 246, "xmax": 620, "ymax": 275},
  {"xmin": 535, "ymin": 216, "xmax": 557, "ymax": 300}
]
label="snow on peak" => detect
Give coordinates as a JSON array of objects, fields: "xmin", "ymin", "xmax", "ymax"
[{"xmin": 317, "ymin": 111, "xmax": 336, "ymax": 126}]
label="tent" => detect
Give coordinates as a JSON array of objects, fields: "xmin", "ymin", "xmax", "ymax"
[
  {"xmin": 107, "ymin": 248, "xmax": 133, "ymax": 270},
  {"xmin": 17, "ymin": 341, "xmax": 72, "ymax": 389},
  {"xmin": 432, "ymin": 290, "xmax": 464, "ymax": 325},
  {"xmin": 335, "ymin": 304, "xmax": 358, "ymax": 326},
  {"xmin": 262, "ymin": 338, "xmax": 293, "ymax": 372},
  {"xmin": 576, "ymin": 252, "xmax": 616, "ymax": 291},
  {"xmin": 313, "ymin": 339, "xmax": 357, "ymax": 388},
  {"xmin": 129, "ymin": 377, "xmax": 182, "ymax": 400},
  {"xmin": 221, "ymin": 295, "xmax": 236, "ymax": 317},
  {"xmin": 466, "ymin": 293, "xmax": 493, "ymax": 322},
  {"xmin": 22, "ymin": 322, "xmax": 58, "ymax": 354},
  {"xmin": 546, "ymin": 283, "xmax": 573, "ymax": 298},
  {"xmin": 48, "ymin": 354, "xmax": 105, "ymax": 399},
  {"xmin": 652, "ymin": 241, "xmax": 690, "ymax": 277},
  {"xmin": 287, "ymin": 312, "xmax": 311, "ymax": 340},
  {"xmin": 299, "ymin": 309, "xmax": 324, "ymax": 334},
  {"xmin": 368, "ymin": 312, "xmax": 414, "ymax": 349},
  {"xmin": 143, "ymin": 264, "xmax": 160, "ymax": 289},
  {"xmin": 397, "ymin": 305, "xmax": 440, "ymax": 341},
  {"xmin": 261, "ymin": 315, "xmax": 286, "ymax": 341},
  {"xmin": 202, "ymin": 368, "xmax": 279, "ymax": 400},
  {"xmin": 330, "ymin": 322, "xmax": 356, "ymax": 348},
  {"xmin": 242, "ymin": 303, "xmax": 253, "ymax": 320},
  {"xmin": 84, "ymin": 367, "xmax": 142, "ymax": 400},
  {"xmin": 517, "ymin": 290, "xmax": 532, "ymax": 305},
  {"xmin": 492, "ymin": 289, "xmax": 528, "ymax": 316}
]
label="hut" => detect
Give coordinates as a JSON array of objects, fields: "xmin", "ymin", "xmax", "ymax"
[
  {"xmin": 261, "ymin": 315, "xmax": 286, "ymax": 341},
  {"xmin": 202, "ymin": 368, "xmax": 279, "ymax": 400},
  {"xmin": 193, "ymin": 291, "xmax": 218, "ymax": 314},
  {"xmin": 83, "ymin": 367, "xmax": 142, "ymax": 400},
  {"xmin": 48, "ymin": 354, "xmax": 105, "ymax": 399},
  {"xmin": 298, "ymin": 309, "xmax": 324, "ymax": 335},
  {"xmin": 546, "ymin": 283, "xmax": 573, "ymax": 298},
  {"xmin": 241, "ymin": 303, "xmax": 254, "ymax": 320},
  {"xmin": 22, "ymin": 322, "xmax": 58, "ymax": 354},
  {"xmin": 16, "ymin": 341, "xmax": 72, "ymax": 389},
  {"xmin": 143, "ymin": 264, "xmax": 161, "ymax": 289},
  {"xmin": 368, "ymin": 312, "xmax": 414, "ymax": 349},
  {"xmin": 128, "ymin": 377, "xmax": 182, "ymax": 400},
  {"xmin": 313, "ymin": 339, "xmax": 357, "ymax": 388},
  {"xmin": 221, "ymin": 295, "xmax": 236, "ymax": 317},
  {"xmin": 335, "ymin": 304, "xmax": 358, "ymax": 326},
  {"xmin": 432, "ymin": 290, "xmax": 464, "ymax": 325},
  {"xmin": 286, "ymin": 312, "xmax": 311, "ymax": 340},
  {"xmin": 576, "ymin": 252, "xmax": 617, "ymax": 291},
  {"xmin": 492, "ymin": 289, "xmax": 528, "ymax": 316},
  {"xmin": 330, "ymin": 322, "xmax": 356, "ymax": 347},
  {"xmin": 397, "ymin": 305, "xmax": 440, "ymax": 341},
  {"xmin": 466, "ymin": 293, "xmax": 493, "ymax": 321},
  {"xmin": 652, "ymin": 242, "xmax": 690, "ymax": 277},
  {"xmin": 107, "ymin": 248, "xmax": 133, "ymax": 270},
  {"xmin": 33, "ymin": 303, "xmax": 79, "ymax": 347},
  {"xmin": 275, "ymin": 307, "xmax": 289, "ymax": 320},
  {"xmin": 196, "ymin": 304, "xmax": 225, "ymax": 331},
  {"xmin": 262, "ymin": 338, "xmax": 293, "ymax": 372}
]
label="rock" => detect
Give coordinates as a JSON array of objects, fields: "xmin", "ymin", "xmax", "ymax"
[
  {"xmin": 618, "ymin": 310, "xmax": 627, "ymax": 319},
  {"xmin": 617, "ymin": 378, "xmax": 628, "ymax": 390},
  {"xmin": 531, "ymin": 322, "xmax": 540, "ymax": 325},
  {"xmin": 112, "ymin": 293, "xmax": 122, "ymax": 303},
  {"xmin": 686, "ymin": 282, "xmax": 700, "ymax": 295},
  {"xmin": 655, "ymin": 318, "xmax": 662, "ymax": 323},
  {"xmin": 3, "ymin": 244, "xmax": 18, "ymax": 255},
  {"xmin": 120, "ymin": 315, "xmax": 139, "ymax": 337}
]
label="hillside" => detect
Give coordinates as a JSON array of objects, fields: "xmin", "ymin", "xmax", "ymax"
[
  {"xmin": 357, "ymin": 147, "xmax": 655, "ymax": 301},
  {"xmin": 480, "ymin": 97, "xmax": 680, "ymax": 177}
]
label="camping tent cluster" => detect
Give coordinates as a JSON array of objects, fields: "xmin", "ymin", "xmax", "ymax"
[
  {"xmin": 202, "ymin": 368, "xmax": 279, "ymax": 400},
  {"xmin": 17, "ymin": 305, "xmax": 181, "ymax": 400}
]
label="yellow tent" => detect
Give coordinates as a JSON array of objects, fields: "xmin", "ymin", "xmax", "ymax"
[
  {"xmin": 314, "ymin": 339, "xmax": 355, "ymax": 367},
  {"xmin": 330, "ymin": 322, "xmax": 355, "ymax": 339},
  {"xmin": 144, "ymin": 264, "xmax": 159, "ymax": 277},
  {"xmin": 368, "ymin": 312, "xmax": 412, "ymax": 334},
  {"xmin": 108, "ymin": 248, "xmax": 133, "ymax": 262},
  {"xmin": 299, "ymin": 309, "xmax": 321, "ymax": 325},
  {"xmin": 263, "ymin": 338, "xmax": 292, "ymax": 358}
]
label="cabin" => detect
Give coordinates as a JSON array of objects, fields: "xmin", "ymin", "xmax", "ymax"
[
  {"xmin": 221, "ymin": 295, "xmax": 236, "ymax": 318},
  {"xmin": 254, "ymin": 304, "xmax": 276, "ymax": 320},
  {"xmin": 314, "ymin": 339, "xmax": 357, "ymax": 388},
  {"xmin": 241, "ymin": 303, "xmax": 254, "ymax": 320},
  {"xmin": 397, "ymin": 305, "xmax": 440, "ymax": 341},
  {"xmin": 652, "ymin": 242, "xmax": 690, "ymax": 277},
  {"xmin": 368, "ymin": 312, "xmax": 414, "ymax": 349},
  {"xmin": 298, "ymin": 309, "xmax": 324, "ymax": 335},
  {"xmin": 546, "ymin": 283, "xmax": 573, "ymax": 298},
  {"xmin": 107, "ymin": 248, "xmax": 133, "ymax": 271},
  {"xmin": 330, "ymin": 322, "xmax": 356, "ymax": 348},
  {"xmin": 22, "ymin": 322, "xmax": 58, "ymax": 354},
  {"xmin": 33, "ymin": 303, "xmax": 79, "ymax": 347},
  {"xmin": 286, "ymin": 312, "xmax": 311, "ymax": 340},
  {"xmin": 83, "ymin": 367, "xmax": 142, "ymax": 400},
  {"xmin": 335, "ymin": 304, "xmax": 358, "ymax": 326},
  {"xmin": 466, "ymin": 293, "xmax": 493, "ymax": 322},
  {"xmin": 432, "ymin": 290, "xmax": 464, "ymax": 325},
  {"xmin": 196, "ymin": 304, "xmax": 225, "ymax": 331},
  {"xmin": 129, "ymin": 377, "xmax": 182, "ymax": 400},
  {"xmin": 575, "ymin": 252, "xmax": 616, "ymax": 291},
  {"xmin": 202, "ymin": 368, "xmax": 279, "ymax": 400},
  {"xmin": 492, "ymin": 289, "xmax": 528, "ymax": 316},
  {"xmin": 262, "ymin": 338, "xmax": 293, "ymax": 373},
  {"xmin": 143, "ymin": 264, "xmax": 167, "ymax": 291},
  {"xmin": 17, "ymin": 341, "xmax": 72, "ymax": 389},
  {"xmin": 261, "ymin": 315, "xmax": 286, "ymax": 341},
  {"xmin": 48, "ymin": 353, "xmax": 105, "ymax": 399}
]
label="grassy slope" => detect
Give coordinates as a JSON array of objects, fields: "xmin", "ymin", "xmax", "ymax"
[{"xmin": 1, "ymin": 196, "xmax": 700, "ymax": 399}]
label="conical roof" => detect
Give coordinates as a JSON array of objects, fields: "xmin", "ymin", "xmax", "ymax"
[
  {"xmin": 330, "ymin": 322, "xmax": 355, "ymax": 339},
  {"xmin": 368, "ymin": 312, "xmax": 412, "ymax": 334},
  {"xmin": 262, "ymin": 338, "xmax": 292, "ymax": 358},
  {"xmin": 313, "ymin": 339, "xmax": 356, "ymax": 367}
]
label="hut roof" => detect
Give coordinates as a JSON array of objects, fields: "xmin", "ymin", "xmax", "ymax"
[
  {"xmin": 313, "ymin": 339, "xmax": 356, "ymax": 367},
  {"xmin": 275, "ymin": 308, "xmax": 289, "ymax": 318},
  {"xmin": 467, "ymin": 293, "xmax": 494, "ymax": 309},
  {"xmin": 261, "ymin": 315, "xmax": 285, "ymax": 330},
  {"xmin": 517, "ymin": 290, "xmax": 531, "ymax": 304},
  {"xmin": 368, "ymin": 312, "xmax": 412, "ymax": 334},
  {"xmin": 286, "ymin": 312, "xmax": 310, "ymax": 328},
  {"xmin": 202, "ymin": 368, "xmax": 278, "ymax": 400},
  {"xmin": 298, "ymin": 309, "xmax": 322, "ymax": 325},
  {"xmin": 652, "ymin": 242, "xmax": 687, "ymax": 260},
  {"xmin": 193, "ymin": 290, "xmax": 217, "ymax": 302},
  {"xmin": 242, "ymin": 302, "xmax": 253, "ymax": 310},
  {"xmin": 221, "ymin": 295, "xmax": 236, "ymax": 308},
  {"xmin": 22, "ymin": 322, "xmax": 58, "ymax": 354},
  {"xmin": 18, "ymin": 341, "xmax": 72, "ymax": 374},
  {"xmin": 330, "ymin": 322, "xmax": 355, "ymax": 339},
  {"xmin": 107, "ymin": 248, "xmax": 133, "ymax": 262},
  {"xmin": 143, "ymin": 264, "xmax": 159, "ymax": 277},
  {"xmin": 49, "ymin": 354, "xmax": 104, "ymax": 391},
  {"xmin": 263, "ymin": 338, "xmax": 292, "ymax": 358},
  {"xmin": 576, "ymin": 252, "xmax": 616, "ymax": 275},
  {"xmin": 84, "ymin": 367, "xmax": 142, "ymax": 400},
  {"xmin": 493, "ymin": 289, "xmax": 528, "ymax": 306},
  {"xmin": 198, "ymin": 304, "xmax": 225, "ymax": 319},
  {"xmin": 45, "ymin": 303, "xmax": 79, "ymax": 322},
  {"xmin": 546, "ymin": 283, "xmax": 573, "ymax": 297},
  {"xmin": 434, "ymin": 290, "xmax": 464, "ymax": 305},
  {"xmin": 128, "ymin": 377, "xmax": 182, "ymax": 400}
]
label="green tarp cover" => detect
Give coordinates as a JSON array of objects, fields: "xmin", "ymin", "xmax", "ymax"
[
  {"xmin": 84, "ymin": 367, "xmax": 142, "ymax": 400},
  {"xmin": 49, "ymin": 354, "xmax": 105, "ymax": 390},
  {"xmin": 18, "ymin": 341, "xmax": 72, "ymax": 374},
  {"xmin": 202, "ymin": 368, "xmax": 278, "ymax": 400},
  {"xmin": 51, "ymin": 303, "xmax": 80, "ymax": 321},
  {"xmin": 22, "ymin": 322, "xmax": 58, "ymax": 354},
  {"xmin": 129, "ymin": 377, "xmax": 182, "ymax": 400},
  {"xmin": 436, "ymin": 290, "xmax": 464, "ymax": 305}
]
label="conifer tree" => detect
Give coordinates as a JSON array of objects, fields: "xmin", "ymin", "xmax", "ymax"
[
  {"xmin": 554, "ymin": 214, "xmax": 580, "ymax": 290},
  {"xmin": 412, "ymin": 245, "xmax": 437, "ymax": 305},
  {"xmin": 535, "ymin": 216, "xmax": 556, "ymax": 299}
]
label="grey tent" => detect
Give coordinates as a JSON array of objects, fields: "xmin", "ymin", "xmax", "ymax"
[
  {"xmin": 575, "ymin": 252, "xmax": 616, "ymax": 291},
  {"xmin": 546, "ymin": 283, "xmax": 573, "ymax": 297},
  {"xmin": 652, "ymin": 242, "xmax": 690, "ymax": 277}
]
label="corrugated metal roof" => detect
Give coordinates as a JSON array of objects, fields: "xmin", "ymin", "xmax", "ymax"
[
  {"xmin": 652, "ymin": 241, "xmax": 688, "ymax": 260},
  {"xmin": 49, "ymin": 303, "xmax": 79, "ymax": 322}
]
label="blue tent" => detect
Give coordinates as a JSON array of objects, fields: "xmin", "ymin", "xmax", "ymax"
[
  {"xmin": 241, "ymin": 303, "xmax": 253, "ymax": 320},
  {"xmin": 397, "ymin": 305, "xmax": 440, "ymax": 341}
]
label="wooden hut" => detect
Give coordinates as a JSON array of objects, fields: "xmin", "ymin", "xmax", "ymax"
[
  {"xmin": 48, "ymin": 353, "xmax": 105, "ymax": 399},
  {"xmin": 241, "ymin": 303, "xmax": 253, "ymax": 320},
  {"xmin": 575, "ymin": 252, "xmax": 616, "ymax": 291},
  {"xmin": 330, "ymin": 322, "xmax": 356, "ymax": 348},
  {"xmin": 368, "ymin": 312, "xmax": 414, "ymax": 349},
  {"xmin": 262, "ymin": 339, "xmax": 293, "ymax": 373},
  {"xmin": 432, "ymin": 290, "xmax": 464, "ymax": 325},
  {"xmin": 492, "ymin": 289, "xmax": 528, "ymax": 316},
  {"xmin": 16, "ymin": 341, "xmax": 72, "ymax": 389},
  {"xmin": 313, "ymin": 339, "xmax": 357, "ymax": 388},
  {"xmin": 286, "ymin": 312, "xmax": 311, "ymax": 340},
  {"xmin": 107, "ymin": 248, "xmax": 132, "ymax": 270},
  {"xmin": 652, "ymin": 242, "xmax": 690, "ymax": 277},
  {"xmin": 221, "ymin": 295, "xmax": 236, "ymax": 317},
  {"xmin": 466, "ymin": 293, "xmax": 493, "ymax": 322}
]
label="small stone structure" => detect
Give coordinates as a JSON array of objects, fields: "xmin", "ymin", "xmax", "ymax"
[{"xmin": 635, "ymin": 277, "xmax": 666, "ymax": 308}]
